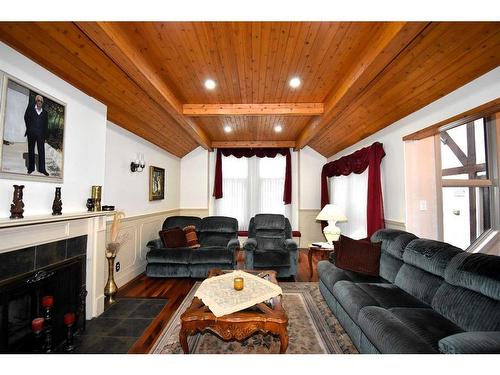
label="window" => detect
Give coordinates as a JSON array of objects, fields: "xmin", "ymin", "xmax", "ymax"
[
  {"xmin": 214, "ymin": 155, "xmax": 290, "ymax": 230},
  {"xmin": 439, "ymin": 114, "xmax": 499, "ymax": 249}
]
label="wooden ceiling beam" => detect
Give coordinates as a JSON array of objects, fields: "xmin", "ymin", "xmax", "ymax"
[
  {"xmin": 295, "ymin": 22, "xmax": 430, "ymax": 150},
  {"xmin": 75, "ymin": 21, "xmax": 212, "ymax": 151},
  {"xmin": 183, "ymin": 103, "xmax": 324, "ymax": 116},
  {"xmin": 211, "ymin": 141, "xmax": 295, "ymax": 149}
]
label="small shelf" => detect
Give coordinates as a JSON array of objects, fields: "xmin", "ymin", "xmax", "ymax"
[{"xmin": 0, "ymin": 211, "xmax": 114, "ymax": 229}]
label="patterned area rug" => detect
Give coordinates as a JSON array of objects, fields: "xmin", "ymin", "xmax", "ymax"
[{"xmin": 150, "ymin": 282, "xmax": 357, "ymax": 354}]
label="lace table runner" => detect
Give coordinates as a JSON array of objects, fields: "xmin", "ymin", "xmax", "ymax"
[{"xmin": 194, "ymin": 270, "xmax": 283, "ymax": 317}]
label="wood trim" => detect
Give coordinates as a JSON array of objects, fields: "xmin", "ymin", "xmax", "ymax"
[
  {"xmin": 403, "ymin": 98, "xmax": 500, "ymax": 141},
  {"xmin": 211, "ymin": 141, "xmax": 295, "ymax": 149},
  {"xmin": 441, "ymin": 179, "xmax": 493, "ymax": 187},
  {"xmin": 183, "ymin": 103, "xmax": 324, "ymax": 116},
  {"xmin": 75, "ymin": 22, "xmax": 212, "ymax": 151}
]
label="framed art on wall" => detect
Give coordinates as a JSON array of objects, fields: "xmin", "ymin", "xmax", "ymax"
[
  {"xmin": 0, "ymin": 71, "xmax": 66, "ymax": 182},
  {"xmin": 149, "ymin": 165, "xmax": 165, "ymax": 201}
]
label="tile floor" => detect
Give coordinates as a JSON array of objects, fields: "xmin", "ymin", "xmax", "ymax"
[{"xmin": 73, "ymin": 298, "xmax": 167, "ymax": 354}]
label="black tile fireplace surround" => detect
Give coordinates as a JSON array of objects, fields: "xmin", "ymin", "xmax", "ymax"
[{"xmin": 0, "ymin": 235, "xmax": 87, "ymax": 353}]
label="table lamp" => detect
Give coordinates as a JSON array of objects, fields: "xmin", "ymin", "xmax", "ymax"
[{"xmin": 316, "ymin": 204, "xmax": 347, "ymax": 243}]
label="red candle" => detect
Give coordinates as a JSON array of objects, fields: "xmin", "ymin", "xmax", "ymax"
[
  {"xmin": 32, "ymin": 317, "xmax": 44, "ymax": 333},
  {"xmin": 64, "ymin": 312, "xmax": 75, "ymax": 326},
  {"xmin": 41, "ymin": 295, "xmax": 54, "ymax": 309}
]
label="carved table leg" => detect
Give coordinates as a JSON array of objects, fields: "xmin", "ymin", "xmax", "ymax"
[
  {"xmin": 279, "ymin": 331, "xmax": 289, "ymax": 354},
  {"xmin": 179, "ymin": 329, "xmax": 190, "ymax": 354}
]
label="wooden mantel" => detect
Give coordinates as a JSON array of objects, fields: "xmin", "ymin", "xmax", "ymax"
[{"xmin": 0, "ymin": 211, "xmax": 113, "ymax": 229}]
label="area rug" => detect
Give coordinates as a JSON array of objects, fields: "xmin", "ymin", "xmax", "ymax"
[{"xmin": 150, "ymin": 282, "xmax": 357, "ymax": 354}]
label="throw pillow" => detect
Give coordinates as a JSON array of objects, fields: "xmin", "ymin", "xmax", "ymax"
[
  {"xmin": 334, "ymin": 234, "xmax": 381, "ymax": 276},
  {"xmin": 158, "ymin": 227, "xmax": 187, "ymax": 248},
  {"xmin": 183, "ymin": 225, "xmax": 200, "ymax": 249}
]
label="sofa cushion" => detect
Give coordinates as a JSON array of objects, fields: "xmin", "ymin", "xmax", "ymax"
[
  {"xmin": 444, "ymin": 252, "xmax": 500, "ymax": 301},
  {"xmin": 163, "ymin": 216, "xmax": 201, "ymax": 230},
  {"xmin": 332, "ymin": 281, "xmax": 428, "ymax": 324},
  {"xmin": 371, "ymin": 229, "xmax": 417, "ymax": 260},
  {"xmin": 183, "ymin": 225, "xmax": 200, "ymax": 248},
  {"xmin": 317, "ymin": 260, "xmax": 386, "ymax": 296},
  {"xmin": 146, "ymin": 248, "xmax": 191, "ymax": 264},
  {"xmin": 190, "ymin": 247, "xmax": 233, "ymax": 264},
  {"xmin": 253, "ymin": 214, "xmax": 286, "ymax": 231},
  {"xmin": 199, "ymin": 216, "xmax": 238, "ymax": 233},
  {"xmin": 358, "ymin": 306, "xmax": 463, "ymax": 353},
  {"xmin": 158, "ymin": 227, "xmax": 187, "ymax": 248},
  {"xmin": 253, "ymin": 249, "xmax": 290, "ymax": 267},
  {"xmin": 335, "ymin": 235, "xmax": 381, "ymax": 276},
  {"xmin": 394, "ymin": 264, "xmax": 444, "ymax": 305},
  {"xmin": 403, "ymin": 238, "xmax": 462, "ymax": 277},
  {"xmin": 199, "ymin": 232, "xmax": 235, "ymax": 247},
  {"xmin": 432, "ymin": 283, "xmax": 500, "ymax": 332},
  {"xmin": 256, "ymin": 233, "xmax": 285, "ymax": 251},
  {"xmin": 379, "ymin": 252, "xmax": 404, "ymax": 283}
]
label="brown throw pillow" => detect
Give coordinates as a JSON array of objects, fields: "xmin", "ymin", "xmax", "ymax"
[
  {"xmin": 159, "ymin": 227, "xmax": 187, "ymax": 248},
  {"xmin": 334, "ymin": 234, "xmax": 381, "ymax": 276},
  {"xmin": 183, "ymin": 225, "xmax": 200, "ymax": 249}
]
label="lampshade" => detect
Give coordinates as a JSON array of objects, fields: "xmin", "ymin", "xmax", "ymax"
[{"xmin": 316, "ymin": 204, "xmax": 347, "ymax": 222}]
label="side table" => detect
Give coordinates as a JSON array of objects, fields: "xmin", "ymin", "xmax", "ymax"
[{"xmin": 308, "ymin": 245, "xmax": 334, "ymax": 279}]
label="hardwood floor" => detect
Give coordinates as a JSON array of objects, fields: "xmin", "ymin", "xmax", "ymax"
[{"xmin": 117, "ymin": 248, "xmax": 326, "ymax": 353}]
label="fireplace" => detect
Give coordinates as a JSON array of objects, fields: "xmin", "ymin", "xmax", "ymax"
[{"xmin": 0, "ymin": 235, "xmax": 87, "ymax": 353}]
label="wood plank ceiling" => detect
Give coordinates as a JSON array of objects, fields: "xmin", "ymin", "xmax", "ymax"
[{"xmin": 0, "ymin": 22, "xmax": 499, "ymax": 158}]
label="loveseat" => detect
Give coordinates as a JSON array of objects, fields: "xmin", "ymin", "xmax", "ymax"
[
  {"xmin": 146, "ymin": 216, "xmax": 239, "ymax": 278},
  {"xmin": 318, "ymin": 229, "xmax": 500, "ymax": 353}
]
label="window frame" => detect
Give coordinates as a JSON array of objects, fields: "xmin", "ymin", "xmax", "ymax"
[{"xmin": 435, "ymin": 112, "xmax": 500, "ymax": 251}]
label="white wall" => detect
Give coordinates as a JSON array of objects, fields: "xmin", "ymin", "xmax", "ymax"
[
  {"xmin": 180, "ymin": 146, "xmax": 209, "ymax": 209},
  {"xmin": 299, "ymin": 146, "xmax": 326, "ymax": 209},
  {"xmin": 104, "ymin": 121, "xmax": 181, "ymax": 217},
  {"xmin": 328, "ymin": 67, "xmax": 500, "ymax": 225},
  {"xmin": 0, "ymin": 42, "xmax": 107, "ymax": 217}
]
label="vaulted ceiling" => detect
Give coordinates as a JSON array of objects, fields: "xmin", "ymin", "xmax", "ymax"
[{"xmin": 0, "ymin": 22, "xmax": 499, "ymax": 157}]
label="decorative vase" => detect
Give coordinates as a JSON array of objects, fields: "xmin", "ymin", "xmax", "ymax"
[
  {"xmin": 104, "ymin": 242, "xmax": 120, "ymax": 305},
  {"xmin": 104, "ymin": 255, "xmax": 118, "ymax": 305},
  {"xmin": 52, "ymin": 187, "xmax": 62, "ymax": 215},
  {"xmin": 10, "ymin": 184, "xmax": 25, "ymax": 219}
]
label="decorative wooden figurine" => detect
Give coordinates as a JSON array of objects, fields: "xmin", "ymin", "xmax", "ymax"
[
  {"xmin": 52, "ymin": 187, "xmax": 62, "ymax": 215},
  {"xmin": 10, "ymin": 184, "xmax": 25, "ymax": 219}
]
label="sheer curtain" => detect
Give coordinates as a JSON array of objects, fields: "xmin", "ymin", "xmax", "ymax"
[
  {"xmin": 215, "ymin": 155, "xmax": 291, "ymax": 230},
  {"xmin": 330, "ymin": 170, "xmax": 368, "ymax": 239}
]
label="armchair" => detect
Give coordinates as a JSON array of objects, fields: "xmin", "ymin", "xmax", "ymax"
[{"xmin": 243, "ymin": 214, "xmax": 298, "ymax": 277}]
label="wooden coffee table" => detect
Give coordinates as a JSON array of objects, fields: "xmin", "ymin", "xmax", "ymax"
[{"xmin": 179, "ymin": 269, "xmax": 289, "ymax": 354}]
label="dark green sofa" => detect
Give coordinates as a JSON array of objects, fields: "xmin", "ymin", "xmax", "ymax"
[
  {"xmin": 318, "ymin": 229, "xmax": 500, "ymax": 353},
  {"xmin": 146, "ymin": 215, "xmax": 239, "ymax": 278}
]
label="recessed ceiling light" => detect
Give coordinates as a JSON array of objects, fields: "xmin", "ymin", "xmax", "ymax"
[
  {"xmin": 289, "ymin": 77, "xmax": 301, "ymax": 88},
  {"xmin": 224, "ymin": 126, "xmax": 232, "ymax": 133},
  {"xmin": 274, "ymin": 125, "xmax": 283, "ymax": 133},
  {"xmin": 204, "ymin": 79, "xmax": 216, "ymax": 90}
]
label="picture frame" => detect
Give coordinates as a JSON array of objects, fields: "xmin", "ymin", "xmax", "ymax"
[
  {"xmin": 0, "ymin": 71, "xmax": 66, "ymax": 183},
  {"xmin": 149, "ymin": 165, "xmax": 165, "ymax": 201}
]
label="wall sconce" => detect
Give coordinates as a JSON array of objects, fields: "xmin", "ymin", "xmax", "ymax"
[{"xmin": 130, "ymin": 153, "xmax": 145, "ymax": 172}]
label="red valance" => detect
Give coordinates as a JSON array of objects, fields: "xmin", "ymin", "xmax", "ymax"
[
  {"xmin": 213, "ymin": 148, "xmax": 292, "ymax": 204},
  {"xmin": 321, "ymin": 142, "xmax": 386, "ymax": 237}
]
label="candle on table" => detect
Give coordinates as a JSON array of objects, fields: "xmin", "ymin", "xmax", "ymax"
[
  {"xmin": 41, "ymin": 295, "xmax": 54, "ymax": 309},
  {"xmin": 32, "ymin": 317, "xmax": 44, "ymax": 333}
]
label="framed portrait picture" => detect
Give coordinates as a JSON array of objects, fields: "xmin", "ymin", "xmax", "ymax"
[
  {"xmin": 0, "ymin": 71, "xmax": 66, "ymax": 182},
  {"xmin": 149, "ymin": 166, "xmax": 165, "ymax": 201}
]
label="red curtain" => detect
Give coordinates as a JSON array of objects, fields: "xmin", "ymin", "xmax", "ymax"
[
  {"xmin": 320, "ymin": 142, "xmax": 386, "ymax": 236},
  {"xmin": 213, "ymin": 148, "xmax": 292, "ymax": 204}
]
